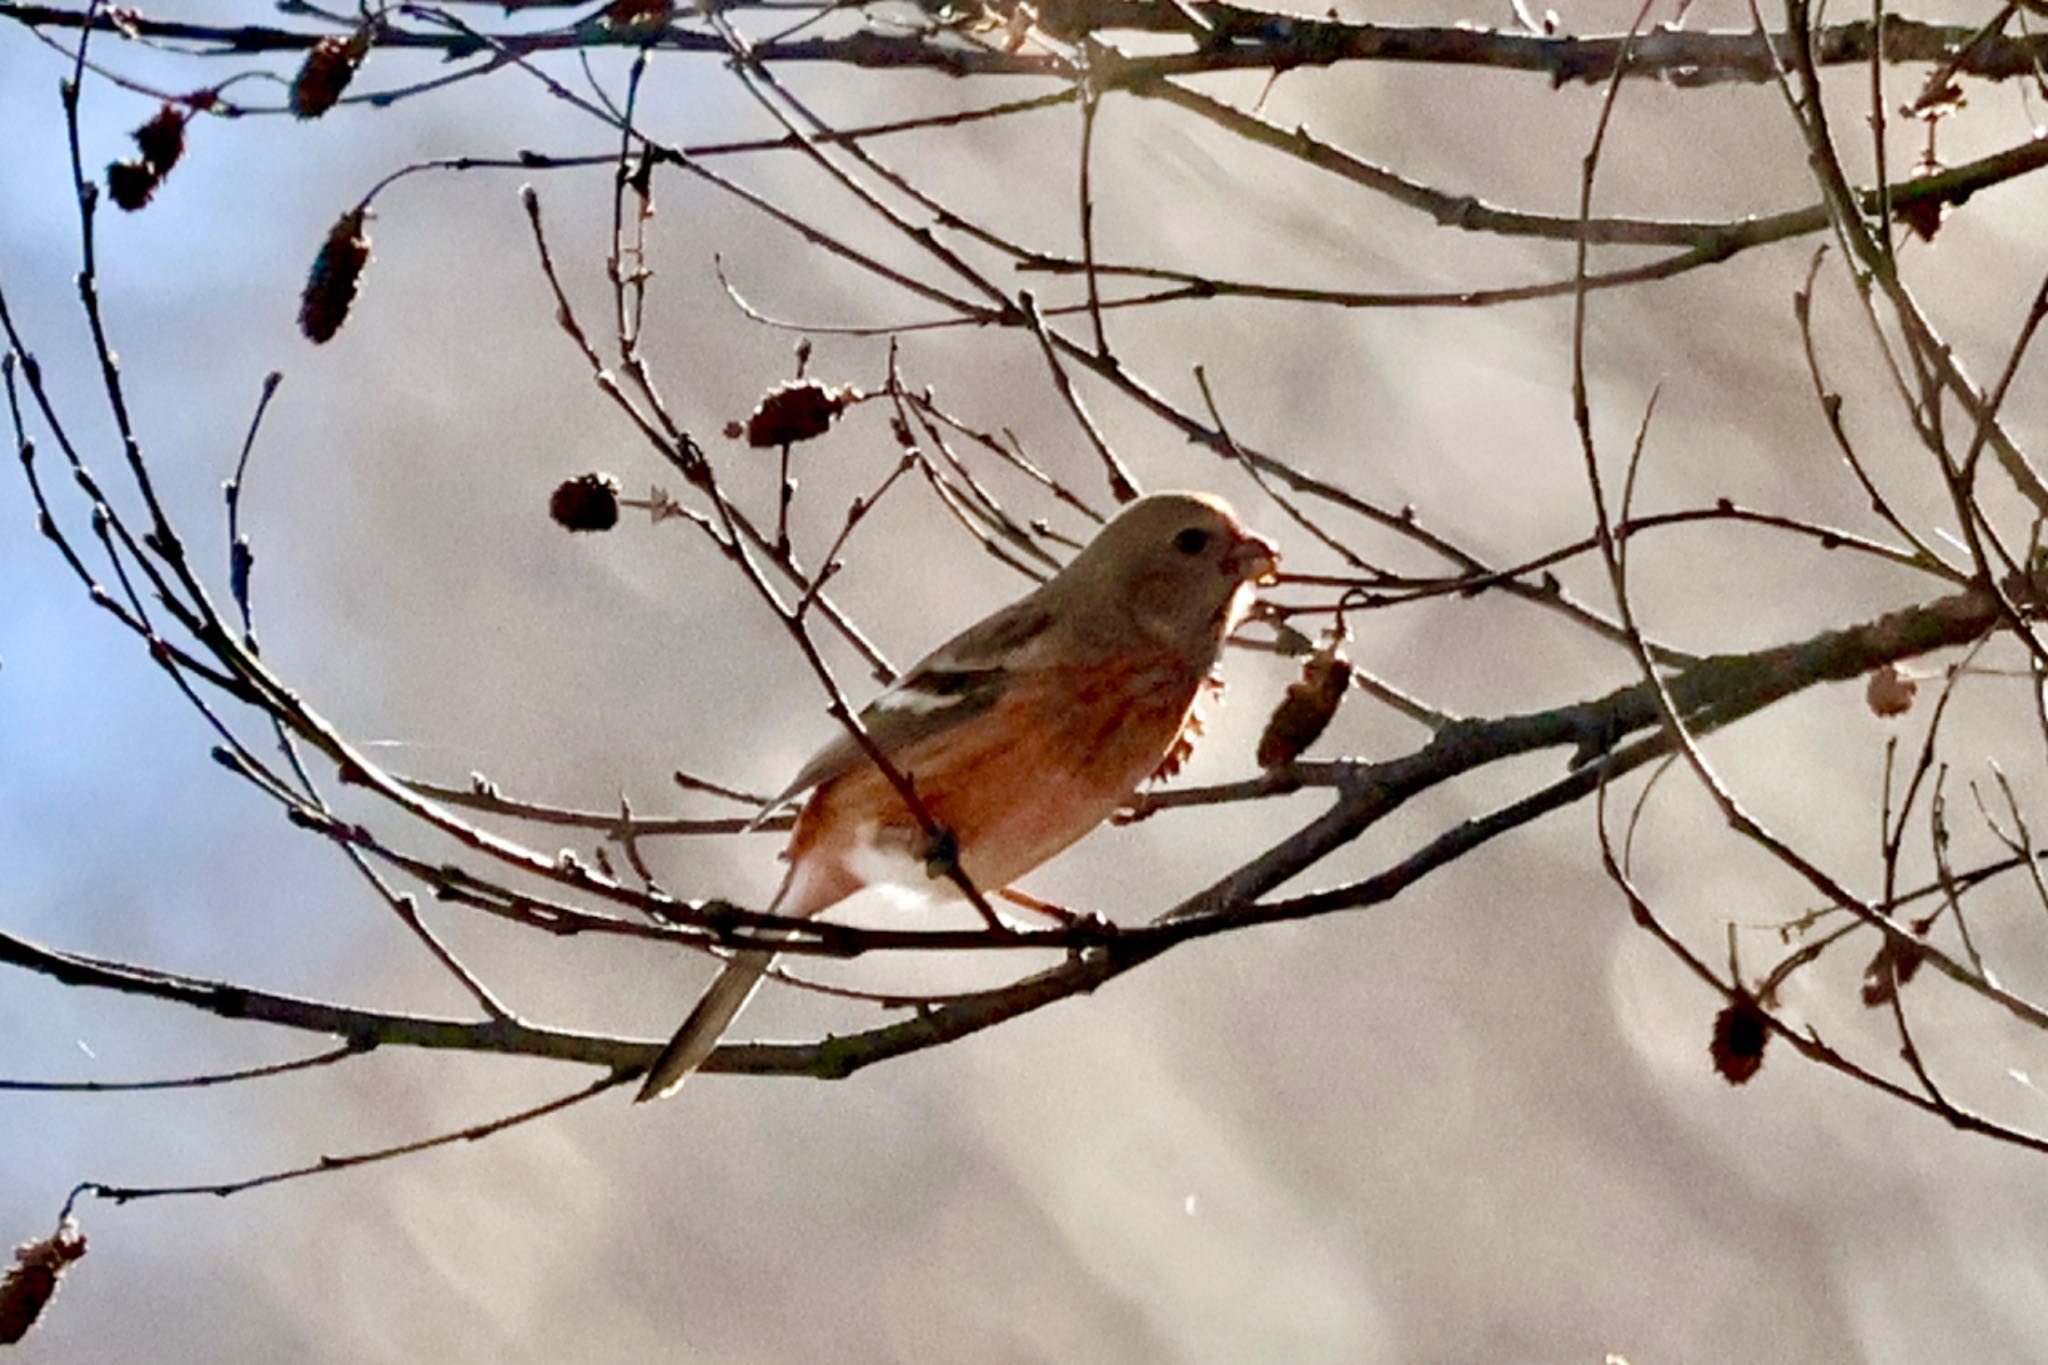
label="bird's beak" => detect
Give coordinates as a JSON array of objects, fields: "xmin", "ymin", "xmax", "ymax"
[{"xmin": 1225, "ymin": 532, "xmax": 1280, "ymax": 585}]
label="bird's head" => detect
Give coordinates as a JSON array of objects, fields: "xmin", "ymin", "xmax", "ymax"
[{"xmin": 1055, "ymin": 491, "xmax": 1278, "ymax": 654}]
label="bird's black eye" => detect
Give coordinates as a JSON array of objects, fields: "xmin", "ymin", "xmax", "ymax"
[{"xmin": 1174, "ymin": 527, "xmax": 1210, "ymax": 556}]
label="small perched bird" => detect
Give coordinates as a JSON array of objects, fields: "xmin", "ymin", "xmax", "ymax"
[{"xmin": 636, "ymin": 491, "xmax": 1278, "ymax": 1101}]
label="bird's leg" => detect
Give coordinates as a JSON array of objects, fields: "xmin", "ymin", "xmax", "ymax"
[
  {"xmin": 998, "ymin": 889, "xmax": 1120, "ymax": 952},
  {"xmin": 919, "ymin": 826, "xmax": 1015, "ymax": 931},
  {"xmin": 921, "ymin": 825, "xmax": 962, "ymax": 883},
  {"xmin": 997, "ymin": 887, "xmax": 1082, "ymax": 924}
]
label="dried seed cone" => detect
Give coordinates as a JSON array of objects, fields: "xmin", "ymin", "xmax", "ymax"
[
  {"xmin": 290, "ymin": 26, "xmax": 373, "ymax": 119},
  {"xmin": 743, "ymin": 379, "xmax": 857, "ymax": 448},
  {"xmin": 550, "ymin": 473, "xmax": 622, "ymax": 532},
  {"xmin": 1256, "ymin": 642, "xmax": 1352, "ymax": 769},
  {"xmin": 602, "ymin": 0, "xmax": 677, "ymax": 27},
  {"xmin": 1709, "ymin": 995, "xmax": 1769, "ymax": 1086},
  {"xmin": 106, "ymin": 158, "xmax": 159, "ymax": 211},
  {"xmin": 1895, "ymin": 160, "xmax": 1953, "ymax": 243},
  {"xmin": 106, "ymin": 102, "xmax": 191, "ymax": 211},
  {"xmin": 134, "ymin": 103, "xmax": 187, "ymax": 174},
  {"xmin": 0, "ymin": 1219, "xmax": 87, "ymax": 1345},
  {"xmin": 1860, "ymin": 936, "xmax": 1925, "ymax": 1008},
  {"xmin": 299, "ymin": 207, "xmax": 372, "ymax": 344},
  {"xmin": 1864, "ymin": 662, "xmax": 1917, "ymax": 717}
]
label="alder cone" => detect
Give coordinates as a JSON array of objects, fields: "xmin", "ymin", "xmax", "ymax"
[
  {"xmin": 1256, "ymin": 644, "xmax": 1351, "ymax": 768},
  {"xmin": 743, "ymin": 379, "xmax": 857, "ymax": 448},
  {"xmin": 550, "ymin": 473, "xmax": 622, "ymax": 532}
]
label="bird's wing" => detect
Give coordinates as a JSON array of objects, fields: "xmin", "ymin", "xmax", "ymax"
[{"xmin": 767, "ymin": 593, "xmax": 1056, "ymax": 806}]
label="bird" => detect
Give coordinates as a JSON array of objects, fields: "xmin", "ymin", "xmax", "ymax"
[{"xmin": 635, "ymin": 490, "xmax": 1279, "ymax": 1101}]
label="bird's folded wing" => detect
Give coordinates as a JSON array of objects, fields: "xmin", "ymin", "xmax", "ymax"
[{"xmin": 765, "ymin": 596, "xmax": 1056, "ymax": 807}]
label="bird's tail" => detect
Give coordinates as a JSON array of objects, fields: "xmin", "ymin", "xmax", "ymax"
[
  {"xmin": 634, "ymin": 948, "xmax": 775, "ymax": 1102},
  {"xmin": 637, "ymin": 825, "xmax": 859, "ymax": 1103}
]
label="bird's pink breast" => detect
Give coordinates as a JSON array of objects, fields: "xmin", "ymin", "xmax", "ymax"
[{"xmin": 788, "ymin": 652, "xmax": 1202, "ymax": 910}]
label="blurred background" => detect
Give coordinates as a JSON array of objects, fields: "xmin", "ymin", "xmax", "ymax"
[{"xmin": 5, "ymin": 0, "xmax": 2048, "ymax": 1359}]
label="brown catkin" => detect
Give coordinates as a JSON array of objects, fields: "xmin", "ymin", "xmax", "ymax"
[
  {"xmin": 133, "ymin": 103, "xmax": 187, "ymax": 174},
  {"xmin": 105, "ymin": 102, "xmax": 191, "ymax": 211},
  {"xmin": 742, "ymin": 379, "xmax": 858, "ymax": 448},
  {"xmin": 1256, "ymin": 643, "xmax": 1351, "ymax": 769},
  {"xmin": 299, "ymin": 207, "xmax": 372, "ymax": 344},
  {"xmin": 290, "ymin": 26, "xmax": 373, "ymax": 119},
  {"xmin": 0, "ymin": 1220, "xmax": 87, "ymax": 1346},
  {"xmin": 105, "ymin": 159, "xmax": 159, "ymax": 211}
]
